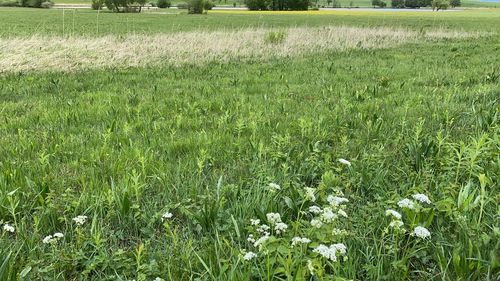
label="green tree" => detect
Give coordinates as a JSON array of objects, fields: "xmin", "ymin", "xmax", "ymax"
[{"xmin": 449, "ymin": 0, "xmax": 460, "ymax": 7}]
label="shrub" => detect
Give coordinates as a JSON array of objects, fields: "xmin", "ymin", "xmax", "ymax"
[
  {"xmin": 432, "ymin": 0, "xmax": 448, "ymax": 10},
  {"xmin": 372, "ymin": 0, "xmax": 386, "ymax": 7},
  {"xmin": 449, "ymin": 0, "xmax": 460, "ymax": 7},
  {"xmin": 391, "ymin": 0, "xmax": 404, "ymax": 7},
  {"xmin": 286, "ymin": 0, "xmax": 309, "ymax": 10},
  {"xmin": 203, "ymin": 0, "xmax": 214, "ymax": 9},
  {"xmin": 40, "ymin": 0, "xmax": 53, "ymax": 7},
  {"xmin": 245, "ymin": 0, "xmax": 269, "ymax": 10},
  {"xmin": 0, "ymin": 0, "xmax": 19, "ymax": 6},
  {"xmin": 404, "ymin": 0, "xmax": 420, "ymax": 7},
  {"xmin": 157, "ymin": 0, "xmax": 171, "ymax": 8},
  {"xmin": 188, "ymin": 0, "xmax": 204, "ymax": 13},
  {"xmin": 91, "ymin": 0, "xmax": 104, "ymax": 9},
  {"xmin": 105, "ymin": 0, "xmax": 146, "ymax": 12}
]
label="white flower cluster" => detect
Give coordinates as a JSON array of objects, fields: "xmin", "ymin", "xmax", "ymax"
[
  {"xmin": 43, "ymin": 232, "xmax": 64, "ymax": 244},
  {"xmin": 387, "ymin": 193, "xmax": 433, "ymax": 238},
  {"xmin": 268, "ymin": 183, "xmax": 281, "ymax": 192},
  {"xmin": 3, "ymin": 223, "xmax": 15, "ymax": 233},
  {"xmin": 243, "ymin": 251, "xmax": 257, "ymax": 261},
  {"xmin": 327, "ymin": 195, "xmax": 349, "ymax": 207},
  {"xmin": 309, "ymin": 195, "xmax": 349, "ymax": 228},
  {"xmin": 308, "ymin": 206, "xmax": 322, "ymax": 214},
  {"xmin": 72, "ymin": 215, "xmax": 88, "ymax": 226},
  {"xmin": 266, "ymin": 213, "xmax": 288, "ymax": 235},
  {"xmin": 338, "ymin": 158, "xmax": 351, "ymax": 167},
  {"xmin": 412, "ymin": 226, "xmax": 431, "ymax": 239},
  {"xmin": 153, "ymin": 277, "xmax": 165, "ymax": 281},
  {"xmin": 161, "ymin": 211, "xmax": 173, "ymax": 222},
  {"xmin": 312, "ymin": 243, "xmax": 347, "ymax": 262},
  {"xmin": 291, "ymin": 237, "xmax": 311, "ymax": 247}
]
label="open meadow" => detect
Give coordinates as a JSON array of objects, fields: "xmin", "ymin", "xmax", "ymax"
[{"xmin": 0, "ymin": 7, "xmax": 499, "ymax": 281}]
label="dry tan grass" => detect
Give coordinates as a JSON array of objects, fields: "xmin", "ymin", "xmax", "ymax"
[{"xmin": 0, "ymin": 26, "xmax": 485, "ymax": 73}]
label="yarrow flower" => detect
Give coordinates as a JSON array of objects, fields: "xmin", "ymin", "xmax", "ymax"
[
  {"xmin": 413, "ymin": 194, "xmax": 431, "ymax": 204},
  {"xmin": 327, "ymin": 195, "xmax": 349, "ymax": 207},
  {"xmin": 253, "ymin": 234, "xmax": 270, "ymax": 250},
  {"xmin": 268, "ymin": 183, "xmax": 281, "ymax": 192},
  {"xmin": 153, "ymin": 278, "xmax": 165, "ymax": 281},
  {"xmin": 313, "ymin": 243, "xmax": 347, "ymax": 262},
  {"xmin": 338, "ymin": 209, "xmax": 348, "ymax": 218},
  {"xmin": 266, "ymin": 213, "xmax": 282, "ymax": 225},
  {"xmin": 274, "ymin": 222, "xmax": 288, "ymax": 235},
  {"xmin": 338, "ymin": 158, "xmax": 351, "ymax": 167},
  {"xmin": 42, "ymin": 232, "xmax": 64, "ymax": 244},
  {"xmin": 161, "ymin": 211, "xmax": 173, "ymax": 222},
  {"xmin": 311, "ymin": 218, "xmax": 323, "ymax": 228},
  {"xmin": 247, "ymin": 234, "xmax": 255, "ymax": 243},
  {"xmin": 291, "ymin": 237, "xmax": 311, "ymax": 247},
  {"xmin": 3, "ymin": 223, "xmax": 15, "ymax": 233},
  {"xmin": 72, "ymin": 215, "xmax": 88, "ymax": 226},
  {"xmin": 309, "ymin": 206, "xmax": 322, "ymax": 214},
  {"xmin": 385, "ymin": 209, "xmax": 402, "ymax": 220},
  {"xmin": 321, "ymin": 208, "xmax": 338, "ymax": 223},
  {"xmin": 412, "ymin": 226, "xmax": 431, "ymax": 239},
  {"xmin": 397, "ymin": 198, "xmax": 415, "ymax": 209},
  {"xmin": 250, "ymin": 219, "xmax": 260, "ymax": 226},
  {"xmin": 243, "ymin": 251, "xmax": 257, "ymax": 261},
  {"xmin": 257, "ymin": 224, "xmax": 270, "ymax": 234}
]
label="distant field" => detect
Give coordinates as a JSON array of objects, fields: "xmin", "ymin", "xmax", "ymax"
[
  {"xmin": 1, "ymin": 8, "xmax": 500, "ymax": 37},
  {"xmin": 53, "ymin": 0, "xmax": 500, "ymax": 7},
  {"xmin": 0, "ymin": 7, "xmax": 498, "ymax": 281}
]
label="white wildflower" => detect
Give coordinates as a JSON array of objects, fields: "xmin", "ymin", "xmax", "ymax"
[
  {"xmin": 42, "ymin": 235, "xmax": 53, "ymax": 244},
  {"xmin": 309, "ymin": 206, "xmax": 322, "ymax": 214},
  {"xmin": 313, "ymin": 244, "xmax": 337, "ymax": 262},
  {"xmin": 321, "ymin": 208, "xmax": 338, "ymax": 223},
  {"xmin": 268, "ymin": 183, "xmax": 281, "ymax": 192},
  {"xmin": 389, "ymin": 220, "xmax": 404, "ymax": 228},
  {"xmin": 397, "ymin": 198, "xmax": 415, "ymax": 209},
  {"xmin": 257, "ymin": 224, "xmax": 270, "ymax": 234},
  {"xmin": 3, "ymin": 223, "xmax": 15, "ymax": 233},
  {"xmin": 274, "ymin": 222, "xmax": 288, "ymax": 235},
  {"xmin": 413, "ymin": 193, "xmax": 431, "ymax": 204},
  {"xmin": 250, "ymin": 219, "xmax": 260, "ymax": 226},
  {"xmin": 243, "ymin": 251, "xmax": 257, "ymax": 261},
  {"xmin": 313, "ymin": 243, "xmax": 347, "ymax": 261},
  {"xmin": 311, "ymin": 219, "xmax": 323, "ymax": 228},
  {"xmin": 291, "ymin": 237, "xmax": 311, "ymax": 247},
  {"xmin": 253, "ymin": 234, "xmax": 270, "ymax": 250},
  {"xmin": 338, "ymin": 209, "xmax": 348, "ymax": 218},
  {"xmin": 247, "ymin": 234, "xmax": 255, "ymax": 243},
  {"xmin": 161, "ymin": 211, "xmax": 173, "ymax": 221},
  {"xmin": 327, "ymin": 195, "xmax": 349, "ymax": 206},
  {"xmin": 266, "ymin": 213, "xmax": 282, "ymax": 225},
  {"xmin": 412, "ymin": 226, "xmax": 431, "ymax": 239},
  {"xmin": 385, "ymin": 209, "xmax": 402, "ymax": 220},
  {"xmin": 72, "ymin": 215, "xmax": 88, "ymax": 226},
  {"xmin": 53, "ymin": 232, "xmax": 64, "ymax": 238},
  {"xmin": 153, "ymin": 278, "xmax": 165, "ymax": 281},
  {"xmin": 338, "ymin": 158, "xmax": 351, "ymax": 167},
  {"xmin": 304, "ymin": 187, "xmax": 316, "ymax": 202},
  {"xmin": 332, "ymin": 243, "xmax": 347, "ymax": 255}
]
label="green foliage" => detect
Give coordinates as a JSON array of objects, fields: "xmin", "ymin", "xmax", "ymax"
[
  {"xmin": 0, "ymin": 8, "xmax": 499, "ymax": 281},
  {"xmin": 449, "ymin": 0, "xmax": 459, "ymax": 7},
  {"xmin": 245, "ymin": 0, "xmax": 270, "ymax": 9},
  {"xmin": 245, "ymin": 0, "xmax": 309, "ymax": 10},
  {"xmin": 0, "ymin": 0, "xmax": 18, "ymax": 6},
  {"xmin": 104, "ymin": 0, "xmax": 146, "ymax": 12},
  {"xmin": 157, "ymin": 0, "xmax": 171, "ymax": 7},
  {"xmin": 188, "ymin": 0, "xmax": 204, "ymax": 13},
  {"xmin": 177, "ymin": 1, "xmax": 188, "ymax": 8},
  {"xmin": 391, "ymin": 0, "xmax": 404, "ymax": 7},
  {"xmin": 432, "ymin": 0, "xmax": 448, "ymax": 9},
  {"xmin": 371, "ymin": 0, "xmax": 386, "ymax": 7},
  {"xmin": 91, "ymin": 0, "xmax": 104, "ymax": 9},
  {"xmin": 264, "ymin": 29, "xmax": 287, "ymax": 44},
  {"xmin": 203, "ymin": 0, "xmax": 214, "ymax": 9}
]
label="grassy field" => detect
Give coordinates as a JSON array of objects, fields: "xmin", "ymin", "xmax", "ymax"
[
  {"xmin": 0, "ymin": 8, "xmax": 499, "ymax": 281},
  {"xmin": 53, "ymin": 0, "xmax": 500, "ymax": 8}
]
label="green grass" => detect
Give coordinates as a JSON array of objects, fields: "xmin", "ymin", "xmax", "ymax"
[
  {"xmin": 1, "ymin": 8, "xmax": 500, "ymax": 37},
  {"xmin": 0, "ymin": 8, "xmax": 499, "ymax": 281}
]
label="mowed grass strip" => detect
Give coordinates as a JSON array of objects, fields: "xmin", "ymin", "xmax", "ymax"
[{"xmin": 0, "ymin": 26, "xmax": 487, "ymax": 72}]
